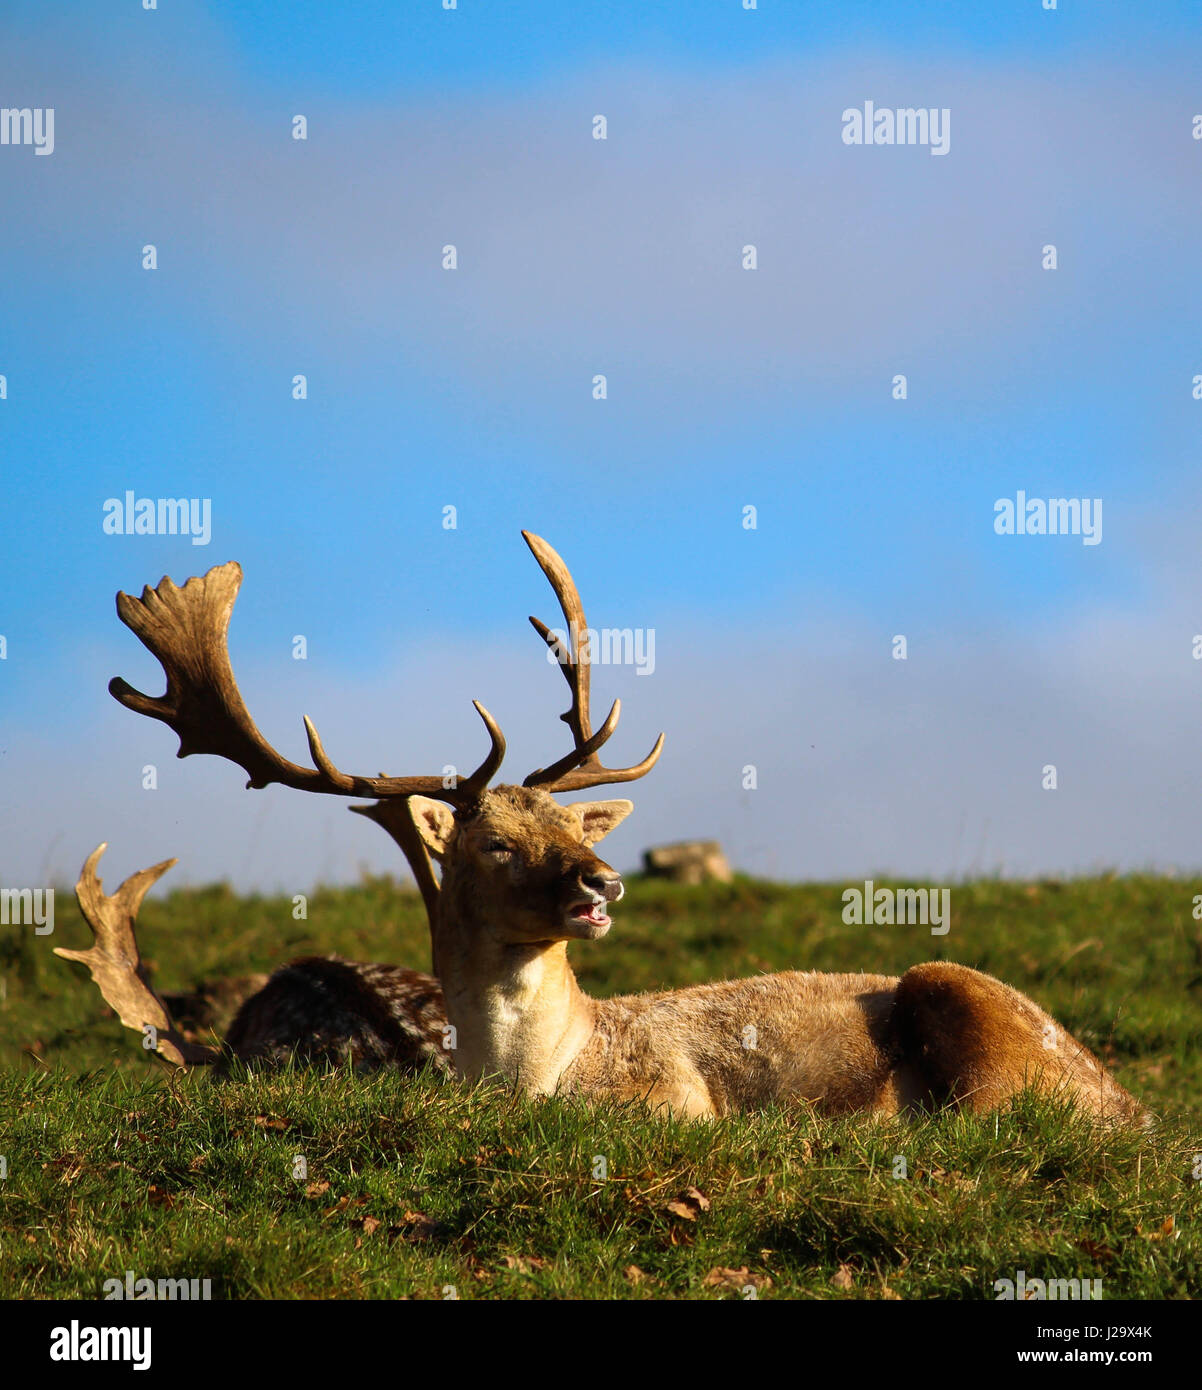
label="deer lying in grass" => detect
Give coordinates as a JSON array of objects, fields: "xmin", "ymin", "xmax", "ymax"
[
  {"xmin": 58, "ymin": 533, "xmax": 1147, "ymax": 1125},
  {"xmin": 61, "ymin": 843, "xmax": 449, "ymax": 1072}
]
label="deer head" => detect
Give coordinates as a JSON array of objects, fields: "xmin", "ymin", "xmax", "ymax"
[{"xmin": 408, "ymin": 786, "xmax": 632, "ymax": 945}]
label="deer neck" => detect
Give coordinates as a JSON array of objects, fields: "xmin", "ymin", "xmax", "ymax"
[{"xmin": 435, "ymin": 911, "xmax": 596, "ymax": 1093}]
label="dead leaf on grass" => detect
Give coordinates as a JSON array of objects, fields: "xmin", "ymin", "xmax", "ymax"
[
  {"xmin": 702, "ymin": 1266, "xmax": 772, "ymax": 1293},
  {"xmin": 396, "ymin": 1209, "xmax": 438, "ymax": 1239},
  {"xmin": 1137, "ymin": 1217, "xmax": 1176, "ymax": 1242},
  {"xmin": 664, "ymin": 1186, "xmax": 710, "ymax": 1220}
]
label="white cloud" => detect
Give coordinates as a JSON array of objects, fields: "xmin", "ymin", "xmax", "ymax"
[{"xmin": 5, "ymin": 42, "xmax": 1195, "ymax": 401}]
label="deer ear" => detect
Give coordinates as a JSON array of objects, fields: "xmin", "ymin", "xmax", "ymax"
[
  {"xmin": 567, "ymin": 799, "xmax": 633, "ymax": 846},
  {"xmin": 407, "ymin": 796, "xmax": 457, "ymax": 861}
]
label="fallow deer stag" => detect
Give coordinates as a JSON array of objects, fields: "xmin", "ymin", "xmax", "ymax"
[{"xmin": 58, "ymin": 533, "xmax": 1146, "ymax": 1125}]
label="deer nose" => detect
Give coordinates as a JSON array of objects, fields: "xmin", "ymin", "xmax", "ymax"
[{"xmin": 582, "ymin": 869, "xmax": 624, "ymax": 903}]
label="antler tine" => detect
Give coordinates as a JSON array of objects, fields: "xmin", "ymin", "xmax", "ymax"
[
  {"xmin": 56, "ymin": 844, "xmax": 218, "ymax": 1067},
  {"xmin": 109, "ymin": 563, "xmax": 504, "ymax": 808},
  {"xmin": 520, "ymin": 530, "xmax": 664, "ymax": 793},
  {"xmin": 524, "ymin": 697, "xmax": 622, "ymax": 788},
  {"xmin": 455, "ymin": 701, "xmax": 507, "ymax": 800}
]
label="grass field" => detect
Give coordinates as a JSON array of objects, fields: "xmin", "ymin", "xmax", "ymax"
[{"xmin": 1, "ymin": 872, "xmax": 1199, "ymax": 1299}]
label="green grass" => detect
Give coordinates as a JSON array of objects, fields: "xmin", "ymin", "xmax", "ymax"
[{"xmin": 2, "ymin": 873, "xmax": 1200, "ymax": 1299}]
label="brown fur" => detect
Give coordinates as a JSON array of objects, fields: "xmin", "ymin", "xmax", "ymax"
[{"xmin": 415, "ymin": 785, "xmax": 1148, "ymax": 1125}]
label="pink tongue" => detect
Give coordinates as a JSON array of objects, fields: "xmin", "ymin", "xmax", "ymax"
[{"xmin": 573, "ymin": 903, "xmax": 605, "ymax": 921}]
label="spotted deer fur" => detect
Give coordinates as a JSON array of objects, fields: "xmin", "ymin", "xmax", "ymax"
[{"xmin": 224, "ymin": 959, "xmax": 448, "ymax": 1073}]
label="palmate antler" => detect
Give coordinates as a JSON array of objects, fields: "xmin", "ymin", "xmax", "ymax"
[
  {"xmin": 109, "ymin": 562, "xmax": 505, "ymax": 808},
  {"xmin": 109, "ymin": 535, "xmax": 663, "ymax": 807},
  {"xmin": 55, "ymin": 844, "xmax": 218, "ymax": 1066},
  {"xmin": 107, "ymin": 561, "xmax": 506, "ymax": 941},
  {"xmin": 104, "ymin": 536, "xmax": 664, "ymax": 947}
]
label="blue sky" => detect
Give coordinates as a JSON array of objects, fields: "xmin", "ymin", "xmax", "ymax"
[{"xmin": 2, "ymin": 2, "xmax": 1201, "ymax": 892}]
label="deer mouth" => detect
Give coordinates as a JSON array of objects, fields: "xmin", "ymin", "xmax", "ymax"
[{"xmin": 566, "ymin": 898, "xmax": 612, "ymax": 933}]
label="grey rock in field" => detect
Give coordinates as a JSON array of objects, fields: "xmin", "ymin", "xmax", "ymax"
[{"xmin": 642, "ymin": 840, "xmax": 733, "ymax": 885}]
